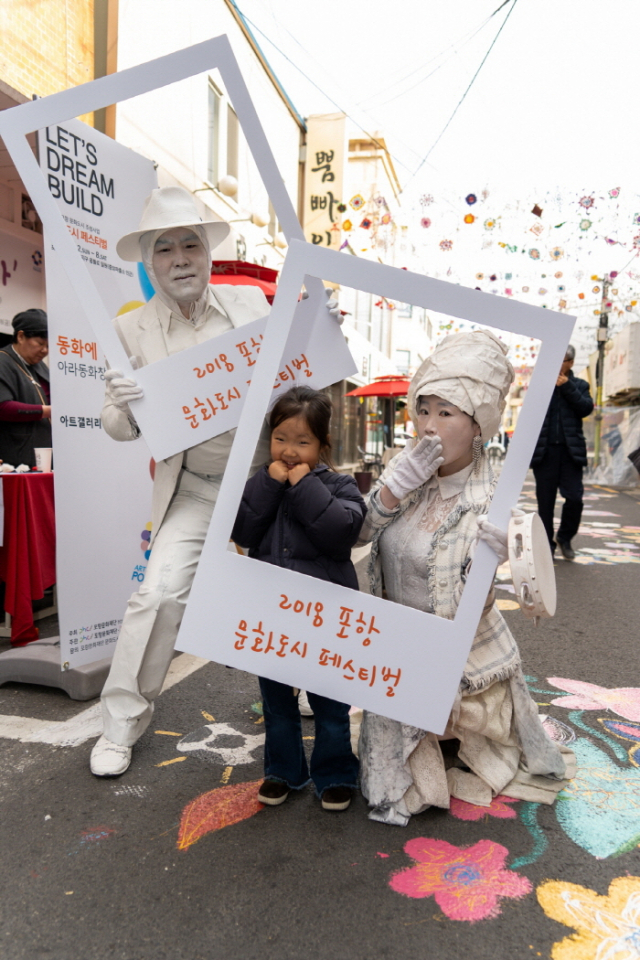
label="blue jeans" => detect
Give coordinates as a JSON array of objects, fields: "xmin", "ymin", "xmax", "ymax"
[{"xmin": 258, "ymin": 677, "xmax": 359, "ymax": 797}]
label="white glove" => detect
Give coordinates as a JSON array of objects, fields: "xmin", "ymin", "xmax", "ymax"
[
  {"xmin": 105, "ymin": 368, "xmax": 144, "ymax": 409},
  {"xmin": 385, "ymin": 436, "xmax": 444, "ymax": 500},
  {"xmin": 475, "ymin": 507, "xmax": 525, "ymax": 565},
  {"xmin": 301, "ymin": 288, "xmax": 344, "ymax": 324}
]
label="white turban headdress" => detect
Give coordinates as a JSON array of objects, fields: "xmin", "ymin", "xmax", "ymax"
[{"xmin": 408, "ymin": 330, "xmax": 514, "ymax": 442}]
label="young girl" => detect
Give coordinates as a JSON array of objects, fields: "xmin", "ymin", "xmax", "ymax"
[{"xmin": 231, "ymin": 386, "xmax": 366, "ymax": 811}]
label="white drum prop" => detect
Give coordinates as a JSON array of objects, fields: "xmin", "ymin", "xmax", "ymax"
[{"xmin": 508, "ymin": 512, "xmax": 557, "ymax": 624}]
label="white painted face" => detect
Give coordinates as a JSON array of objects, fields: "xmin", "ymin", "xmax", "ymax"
[
  {"xmin": 151, "ymin": 226, "xmax": 210, "ymax": 307},
  {"xmin": 416, "ymin": 394, "xmax": 480, "ymax": 477}
]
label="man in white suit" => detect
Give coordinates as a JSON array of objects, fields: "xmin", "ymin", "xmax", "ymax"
[{"xmin": 90, "ymin": 187, "xmax": 273, "ymax": 776}]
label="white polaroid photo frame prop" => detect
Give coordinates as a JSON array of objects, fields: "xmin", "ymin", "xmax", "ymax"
[
  {"xmin": 178, "ymin": 239, "xmax": 575, "ymax": 732},
  {"xmin": 0, "ymin": 36, "xmax": 352, "ymax": 462}
]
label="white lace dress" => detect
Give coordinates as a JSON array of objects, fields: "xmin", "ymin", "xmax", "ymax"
[{"xmin": 359, "ymin": 464, "xmax": 574, "ymax": 826}]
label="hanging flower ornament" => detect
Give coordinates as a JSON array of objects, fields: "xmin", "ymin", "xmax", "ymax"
[
  {"xmin": 609, "ymin": 187, "xmax": 620, "ymax": 198},
  {"xmin": 439, "ymin": 239, "xmax": 453, "ymax": 251},
  {"xmin": 555, "ymin": 271, "xmax": 564, "ymax": 278},
  {"xmin": 464, "ymin": 214, "xmax": 475, "ymax": 224},
  {"xmin": 579, "ymin": 195, "xmax": 595, "ymax": 210},
  {"xmin": 528, "ymin": 248, "xmax": 541, "ymax": 260},
  {"xmin": 550, "ymin": 246, "xmax": 564, "ymax": 260},
  {"xmin": 465, "ymin": 193, "xmax": 477, "ymax": 205},
  {"xmin": 342, "ymin": 219, "xmax": 353, "ymax": 232},
  {"xmin": 420, "ymin": 193, "xmax": 434, "ymax": 206},
  {"xmin": 360, "ymin": 217, "xmax": 372, "ymax": 229},
  {"xmin": 381, "ymin": 213, "xmax": 392, "ymax": 225},
  {"xmin": 420, "ymin": 217, "xmax": 432, "ymax": 229},
  {"xmin": 336, "ymin": 202, "xmax": 347, "ymax": 214},
  {"xmin": 349, "ymin": 194, "xmax": 365, "ymax": 211},
  {"xmin": 484, "ymin": 218, "xmax": 496, "ymax": 230},
  {"xmin": 579, "ymin": 219, "xmax": 592, "ymax": 231}
]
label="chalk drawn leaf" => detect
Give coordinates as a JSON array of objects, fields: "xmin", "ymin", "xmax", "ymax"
[
  {"xmin": 177, "ymin": 780, "xmax": 264, "ymax": 850},
  {"xmin": 599, "ymin": 718, "xmax": 640, "ymax": 767},
  {"xmin": 450, "ymin": 795, "xmax": 518, "ymax": 821},
  {"xmin": 389, "ymin": 838, "xmax": 531, "ymax": 921},
  {"xmin": 547, "ymin": 678, "xmax": 640, "ymax": 721},
  {"xmin": 537, "ymin": 876, "xmax": 640, "ymax": 960},
  {"xmin": 556, "ymin": 738, "xmax": 640, "ymax": 858}
]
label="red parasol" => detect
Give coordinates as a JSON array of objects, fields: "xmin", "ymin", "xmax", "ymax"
[{"xmin": 345, "ymin": 375, "xmax": 410, "ymax": 398}]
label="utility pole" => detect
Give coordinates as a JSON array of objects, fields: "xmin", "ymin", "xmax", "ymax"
[{"xmin": 592, "ymin": 273, "xmax": 612, "ymax": 469}]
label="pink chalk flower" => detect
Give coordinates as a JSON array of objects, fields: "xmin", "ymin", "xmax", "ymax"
[
  {"xmin": 450, "ymin": 795, "xmax": 518, "ymax": 821},
  {"xmin": 389, "ymin": 838, "xmax": 532, "ymax": 921},
  {"xmin": 547, "ymin": 677, "xmax": 640, "ymax": 721}
]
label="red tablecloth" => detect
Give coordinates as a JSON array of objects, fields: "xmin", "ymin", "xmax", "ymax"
[{"xmin": 0, "ymin": 473, "xmax": 56, "ymax": 645}]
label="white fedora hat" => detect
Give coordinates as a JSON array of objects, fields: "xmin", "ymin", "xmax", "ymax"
[{"xmin": 116, "ymin": 187, "xmax": 231, "ymax": 261}]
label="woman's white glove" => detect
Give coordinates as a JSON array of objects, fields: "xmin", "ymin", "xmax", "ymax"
[
  {"xmin": 384, "ymin": 436, "xmax": 444, "ymax": 501},
  {"xmin": 475, "ymin": 507, "xmax": 525, "ymax": 564},
  {"xmin": 105, "ymin": 369, "xmax": 144, "ymax": 409}
]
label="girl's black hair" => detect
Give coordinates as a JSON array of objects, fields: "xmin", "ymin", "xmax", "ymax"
[{"xmin": 269, "ymin": 386, "xmax": 334, "ymax": 468}]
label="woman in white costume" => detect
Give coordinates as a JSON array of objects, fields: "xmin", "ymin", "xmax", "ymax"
[{"xmin": 358, "ymin": 330, "xmax": 575, "ymax": 826}]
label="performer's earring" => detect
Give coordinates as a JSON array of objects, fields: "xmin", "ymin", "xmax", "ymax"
[{"xmin": 472, "ymin": 435, "xmax": 483, "ymax": 474}]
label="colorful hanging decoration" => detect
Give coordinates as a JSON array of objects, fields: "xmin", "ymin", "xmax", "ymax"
[
  {"xmin": 530, "ymin": 222, "xmax": 544, "ymax": 236},
  {"xmin": 558, "ymin": 299, "xmax": 567, "ymax": 309},
  {"xmin": 557, "ymin": 284, "xmax": 566, "ymax": 292},
  {"xmin": 475, "ymin": 273, "xmax": 484, "ymax": 280},
  {"xmin": 439, "ymin": 239, "xmax": 453, "ymax": 251},
  {"xmin": 609, "ymin": 187, "xmax": 621, "ymax": 198},
  {"xmin": 484, "ymin": 218, "xmax": 496, "ymax": 230},
  {"xmin": 489, "ymin": 274, "xmax": 497, "ymax": 282},
  {"xmin": 342, "ymin": 219, "xmax": 353, "ymax": 232},
  {"xmin": 360, "ymin": 217, "xmax": 372, "ymax": 229},
  {"xmin": 465, "ymin": 193, "xmax": 477, "ymax": 205},
  {"xmin": 633, "ymin": 234, "xmax": 640, "ymax": 248},
  {"xmin": 464, "ymin": 214, "xmax": 475, "ymax": 224},
  {"xmin": 381, "ymin": 213, "xmax": 391, "ymax": 225},
  {"xmin": 522, "ymin": 286, "xmax": 530, "ymax": 293},
  {"xmin": 579, "ymin": 195, "xmax": 595, "ymax": 210},
  {"xmin": 550, "ymin": 246, "xmax": 564, "ymax": 260},
  {"xmin": 538, "ymin": 287, "xmax": 547, "ymax": 295},
  {"xmin": 528, "ymin": 248, "xmax": 541, "ymax": 260},
  {"xmin": 579, "ymin": 219, "xmax": 592, "ymax": 231},
  {"xmin": 419, "ymin": 194, "xmax": 434, "ymax": 206},
  {"xmin": 592, "ymin": 285, "xmax": 601, "ymax": 293},
  {"xmin": 349, "ymin": 194, "xmax": 365, "ymax": 211},
  {"xmin": 531, "ymin": 203, "xmax": 543, "ymax": 217},
  {"xmin": 578, "ymin": 292, "xmax": 585, "ymax": 299},
  {"xmin": 554, "ymin": 271, "xmax": 563, "ymax": 278},
  {"xmin": 420, "ymin": 217, "xmax": 431, "ymax": 228}
]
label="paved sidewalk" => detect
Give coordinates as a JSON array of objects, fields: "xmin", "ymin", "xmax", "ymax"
[{"xmin": 1, "ymin": 483, "xmax": 639, "ymax": 960}]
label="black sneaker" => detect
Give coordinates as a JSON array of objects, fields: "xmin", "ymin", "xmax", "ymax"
[
  {"xmin": 321, "ymin": 786, "xmax": 352, "ymax": 811},
  {"xmin": 258, "ymin": 780, "xmax": 289, "ymax": 805},
  {"xmin": 556, "ymin": 539, "xmax": 575, "ymax": 561}
]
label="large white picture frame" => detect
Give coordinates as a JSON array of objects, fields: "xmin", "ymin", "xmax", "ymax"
[
  {"xmin": 0, "ymin": 36, "xmax": 353, "ymax": 462},
  {"xmin": 178, "ymin": 239, "xmax": 575, "ymax": 733}
]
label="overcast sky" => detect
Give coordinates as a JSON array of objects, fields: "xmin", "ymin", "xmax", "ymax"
[{"xmin": 235, "ymin": 0, "xmax": 639, "ymax": 367}]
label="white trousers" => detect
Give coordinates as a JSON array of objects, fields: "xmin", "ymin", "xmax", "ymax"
[{"xmin": 101, "ymin": 469, "xmax": 221, "ymax": 746}]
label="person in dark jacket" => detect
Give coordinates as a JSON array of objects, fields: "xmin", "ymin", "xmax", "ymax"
[
  {"xmin": 231, "ymin": 386, "xmax": 366, "ymax": 812},
  {"xmin": 531, "ymin": 345, "xmax": 594, "ymax": 559},
  {"xmin": 0, "ymin": 309, "xmax": 51, "ymax": 468}
]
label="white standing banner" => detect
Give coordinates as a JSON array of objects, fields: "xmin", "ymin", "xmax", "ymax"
[
  {"xmin": 178, "ymin": 240, "xmax": 575, "ymax": 733},
  {"xmin": 39, "ymin": 119, "xmax": 157, "ymax": 669}
]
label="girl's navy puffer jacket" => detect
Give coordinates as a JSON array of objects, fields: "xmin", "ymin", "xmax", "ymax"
[{"xmin": 231, "ymin": 464, "xmax": 366, "ymax": 589}]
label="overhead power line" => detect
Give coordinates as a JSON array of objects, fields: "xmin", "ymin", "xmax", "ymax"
[{"xmin": 402, "ymin": 0, "xmax": 519, "ymax": 192}]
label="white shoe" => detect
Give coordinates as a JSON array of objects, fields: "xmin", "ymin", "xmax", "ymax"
[
  {"xmin": 298, "ymin": 690, "xmax": 314, "ymax": 716},
  {"xmin": 90, "ymin": 735, "xmax": 132, "ymax": 777}
]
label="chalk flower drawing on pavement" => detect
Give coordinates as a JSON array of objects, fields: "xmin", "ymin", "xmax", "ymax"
[
  {"xmin": 177, "ymin": 722, "xmax": 264, "ymax": 765},
  {"xmin": 537, "ymin": 876, "xmax": 640, "ymax": 960},
  {"xmin": 547, "ymin": 678, "xmax": 640, "ymax": 722},
  {"xmin": 599, "ymin": 719, "xmax": 640, "ymax": 766},
  {"xmin": 388, "ymin": 838, "xmax": 532, "ymax": 921},
  {"xmin": 177, "ymin": 780, "xmax": 264, "ymax": 850},
  {"xmin": 449, "ymin": 795, "xmax": 518, "ymax": 821},
  {"xmin": 556, "ymin": 738, "xmax": 640, "ymax": 859}
]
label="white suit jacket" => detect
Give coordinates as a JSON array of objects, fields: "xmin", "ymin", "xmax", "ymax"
[{"xmin": 102, "ymin": 284, "xmax": 270, "ymax": 541}]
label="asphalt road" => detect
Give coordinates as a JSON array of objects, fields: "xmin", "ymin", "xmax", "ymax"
[{"xmin": 1, "ymin": 481, "xmax": 639, "ymax": 960}]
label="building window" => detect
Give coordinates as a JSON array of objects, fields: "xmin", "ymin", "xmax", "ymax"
[
  {"xmin": 227, "ymin": 105, "xmax": 239, "ymax": 181},
  {"xmin": 207, "ymin": 82, "xmax": 221, "ymax": 187},
  {"xmin": 395, "ymin": 350, "xmax": 410, "ymax": 375}
]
